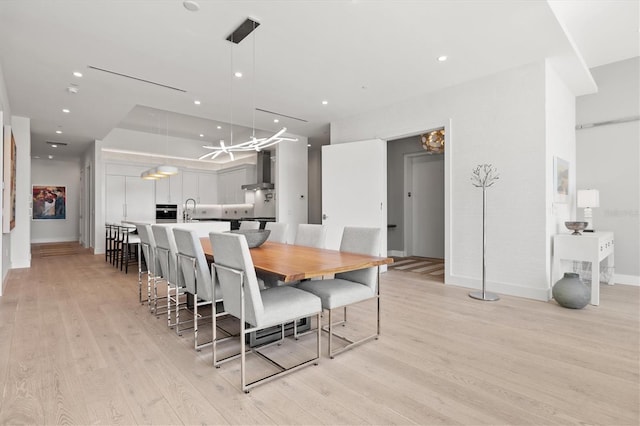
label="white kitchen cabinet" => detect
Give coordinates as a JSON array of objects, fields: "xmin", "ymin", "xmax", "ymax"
[
  {"xmin": 181, "ymin": 171, "xmax": 218, "ymax": 204},
  {"xmin": 105, "ymin": 175, "xmax": 154, "ymax": 223},
  {"xmin": 217, "ymin": 166, "xmax": 256, "ymax": 204},
  {"xmin": 155, "ymin": 174, "xmax": 182, "ymax": 204}
]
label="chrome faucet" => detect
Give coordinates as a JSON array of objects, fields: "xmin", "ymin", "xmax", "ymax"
[{"xmin": 184, "ymin": 198, "xmax": 196, "ymax": 222}]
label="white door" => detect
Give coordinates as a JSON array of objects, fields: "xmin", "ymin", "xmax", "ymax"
[
  {"xmin": 322, "ymin": 139, "xmax": 387, "ymax": 260},
  {"xmin": 407, "ymin": 154, "xmax": 444, "ymax": 258}
]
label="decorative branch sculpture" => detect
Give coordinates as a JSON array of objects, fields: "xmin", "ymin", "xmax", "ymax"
[{"xmin": 469, "ymin": 163, "xmax": 500, "ymax": 302}]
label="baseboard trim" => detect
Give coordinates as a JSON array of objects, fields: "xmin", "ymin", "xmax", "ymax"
[
  {"xmin": 615, "ymin": 274, "xmax": 640, "ymax": 286},
  {"xmin": 445, "ymin": 274, "xmax": 550, "ymax": 301},
  {"xmin": 31, "ymin": 237, "xmax": 80, "ymax": 244}
]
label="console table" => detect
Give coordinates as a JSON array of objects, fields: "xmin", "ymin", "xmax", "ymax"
[{"xmin": 552, "ymin": 232, "xmax": 614, "ymax": 306}]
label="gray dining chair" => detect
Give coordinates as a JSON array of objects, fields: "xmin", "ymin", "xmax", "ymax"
[
  {"xmin": 297, "ymin": 226, "xmax": 381, "ymax": 358},
  {"xmin": 151, "ymin": 224, "xmax": 185, "ymax": 331},
  {"xmin": 210, "ymin": 231, "xmax": 322, "ymax": 393},
  {"xmin": 174, "ymin": 227, "xmax": 226, "ymax": 351},
  {"xmin": 239, "ymin": 220, "xmax": 260, "ymax": 230},
  {"xmin": 265, "ymin": 222, "xmax": 288, "ymax": 243},
  {"xmin": 294, "ymin": 224, "xmax": 327, "ymax": 248},
  {"xmin": 135, "ymin": 224, "xmax": 163, "ymax": 311}
]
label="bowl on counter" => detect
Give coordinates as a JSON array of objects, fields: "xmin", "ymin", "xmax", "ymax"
[
  {"xmin": 230, "ymin": 229, "xmax": 271, "ymax": 248},
  {"xmin": 565, "ymin": 221, "xmax": 588, "ymax": 235}
]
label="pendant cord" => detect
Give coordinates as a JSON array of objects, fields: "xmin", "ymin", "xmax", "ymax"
[
  {"xmin": 252, "ymin": 21, "xmax": 256, "ymax": 139},
  {"xmin": 230, "ymin": 36, "xmax": 234, "ymax": 146}
]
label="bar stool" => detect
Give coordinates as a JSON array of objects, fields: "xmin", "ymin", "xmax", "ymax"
[{"xmin": 120, "ymin": 226, "xmax": 140, "ymax": 274}]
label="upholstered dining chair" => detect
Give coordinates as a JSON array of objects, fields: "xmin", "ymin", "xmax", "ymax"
[
  {"xmin": 239, "ymin": 220, "xmax": 260, "ymax": 230},
  {"xmin": 265, "ymin": 222, "xmax": 288, "ymax": 243},
  {"xmin": 297, "ymin": 226, "xmax": 381, "ymax": 358},
  {"xmin": 294, "ymin": 224, "xmax": 327, "ymax": 248},
  {"xmin": 135, "ymin": 224, "xmax": 164, "ymax": 313},
  {"xmin": 209, "ymin": 231, "xmax": 322, "ymax": 393},
  {"xmin": 173, "ymin": 227, "xmax": 225, "ymax": 351},
  {"xmin": 151, "ymin": 225, "xmax": 184, "ymax": 331}
]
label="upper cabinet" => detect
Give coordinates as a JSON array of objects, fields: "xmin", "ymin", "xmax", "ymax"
[
  {"xmin": 182, "ymin": 171, "xmax": 218, "ymax": 204},
  {"xmin": 217, "ymin": 165, "xmax": 256, "ymax": 204},
  {"xmin": 155, "ymin": 174, "xmax": 182, "ymax": 204}
]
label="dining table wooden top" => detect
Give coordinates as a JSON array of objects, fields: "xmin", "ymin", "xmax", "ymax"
[{"xmin": 200, "ymin": 237, "xmax": 393, "ymax": 283}]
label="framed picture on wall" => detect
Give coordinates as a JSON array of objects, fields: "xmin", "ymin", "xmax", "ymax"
[
  {"xmin": 553, "ymin": 156, "xmax": 569, "ymax": 203},
  {"xmin": 32, "ymin": 185, "xmax": 66, "ymax": 220},
  {"xmin": 2, "ymin": 125, "xmax": 17, "ymax": 232}
]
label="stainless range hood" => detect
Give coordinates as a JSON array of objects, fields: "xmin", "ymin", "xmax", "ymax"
[{"xmin": 242, "ymin": 151, "xmax": 274, "ymax": 190}]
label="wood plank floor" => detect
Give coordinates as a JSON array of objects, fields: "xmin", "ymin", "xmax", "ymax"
[{"xmin": 0, "ymin": 248, "xmax": 638, "ymax": 425}]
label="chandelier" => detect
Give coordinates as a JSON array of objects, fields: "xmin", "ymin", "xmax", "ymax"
[
  {"xmin": 421, "ymin": 128, "xmax": 445, "ymax": 154},
  {"xmin": 198, "ymin": 18, "xmax": 297, "ymax": 162},
  {"xmin": 198, "ymin": 128, "xmax": 297, "ymax": 161}
]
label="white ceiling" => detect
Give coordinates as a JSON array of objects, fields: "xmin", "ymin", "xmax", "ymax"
[{"xmin": 0, "ymin": 0, "xmax": 637, "ymax": 161}]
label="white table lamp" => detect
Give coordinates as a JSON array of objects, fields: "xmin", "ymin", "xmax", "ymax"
[{"xmin": 577, "ymin": 189, "xmax": 599, "ymax": 232}]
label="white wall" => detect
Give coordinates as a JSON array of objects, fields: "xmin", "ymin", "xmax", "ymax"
[
  {"xmin": 275, "ymin": 136, "xmax": 309, "ymax": 243},
  {"xmin": 331, "ymin": 61, "xmax": 573, "ymax": 301},
  {"xmin": 0, "ymin": 62, "xmax": 11, "ymax": 292},
  {"xmin": 576, "ymin": 57, "xmax": 640, "ymax": 284},
  {"xmin": 31, "ymin": 158, "xmax": 81, "ymax": 243}
]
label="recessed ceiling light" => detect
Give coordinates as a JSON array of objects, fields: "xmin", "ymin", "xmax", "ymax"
[
  {"xmin": 199, "ymin": 134, "xmax": 204, "ymax": 138},
  {"xmin": 183, "ymin": 1, "xmax": 200, "ymax": 12},
  {"xmin": 73, "ymin": 71, "xmax": 83, "ymax": 77},
  {"xmin": 34, "ymin": 156, "xmax": 40, "ymax": 159},
  {"xmin": 307, "ymin": 144, "xmax": 311, "ymax": 147},
  {"xmin": 437, "ymin": 55, "xmax": 448, "ymax": 62},
  {"xmin": 194, "ymin": 100, "xmax": 201, "ymax": 105},
  {"xmin": 62, "ymin": 108, "xmax": 70, "ymax": 113},
  {"xmin": 273, "ymin": 119, "xmax": 279, "ymax": 123},
  {"xmin": 217, "ymin": 125, "xmax": 222, "ymax": 129},
  {"xmin": 48, "ymin": 155, "xmax": 54, "ymax": 159},
  {"xmin": 322, "ymin": 100, "xmax": 328, "ymax": 105},
  {"xmin": 234, "ymin": 71, "xmax": 243, "ymax": 78},
  {"xmin": 51, "ymin": 144, "xmax": 58, "ymax": 148},
  {"xmin": 55, "ymin": 130, "xmax": 62, "ymax": 134}
]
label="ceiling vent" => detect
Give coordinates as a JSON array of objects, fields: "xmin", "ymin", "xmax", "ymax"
[
  {"xmin": 46, "ymin": 141, "xmax": 68, "ymax": 146},
  {"xmin": 87, "ymin": 65, "xmax": 187, "ymax": 92}
]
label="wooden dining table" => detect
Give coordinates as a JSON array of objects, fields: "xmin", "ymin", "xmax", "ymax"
[{"xmin": 200, "ymin": 238, "xmax": 393, "ymax": 283}]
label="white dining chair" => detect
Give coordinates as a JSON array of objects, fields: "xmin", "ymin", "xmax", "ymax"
[
  {"xmin": 294, "ymin": 224, "xmax": 327, "ymax": 248},
  {"xmin": 135, "ymin": 224, "xmax": 162, "ymax": 311},
  {"xmin": 265, "ymin": 222, "xmax": 288, "ymax": 243},
  {"xmin": 239, "ymin": 220, "xmax": 260, "ymax": 230},
  {"xmin": 174, "ymin": 227, "xmax": 225, "ymax": 351},
  {"xmin": 210, "ymin": 231, "xmax": 322, "ymax": 393},
  {"xmin": 151, "ymin": 225, "xmax": 186, "ymax": 331},
  {"xmin": 297, "ymin": 226, "xmax": 381, "ymax": 358}
]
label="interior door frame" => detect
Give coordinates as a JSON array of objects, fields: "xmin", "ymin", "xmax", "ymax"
[{"xmin": 390, "ymin": 120, "xmax": 451, "ymax": 280}]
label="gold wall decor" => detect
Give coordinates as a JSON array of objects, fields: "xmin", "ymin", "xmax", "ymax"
[{"xmin": 421, "ymin": 128, "xmax": 445, "ymax": 154}]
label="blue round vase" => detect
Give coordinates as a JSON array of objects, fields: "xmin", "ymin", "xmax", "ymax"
[{"xmin": 552, "ymin": 272, "xmax": 590, "ymax": 309}]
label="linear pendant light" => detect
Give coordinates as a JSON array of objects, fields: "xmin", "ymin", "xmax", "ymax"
[{"xmin": 198, "ymin": 17, "xmax": 297, "ymax": 162}]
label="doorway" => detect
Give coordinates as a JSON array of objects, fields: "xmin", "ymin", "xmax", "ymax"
[{"xmin": 404, "ymin": 153, "xmax": 444, "ymax": 258}]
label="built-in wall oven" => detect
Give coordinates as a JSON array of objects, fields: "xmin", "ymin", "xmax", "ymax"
[{"xmin": 155, "ymin": 204, "xmax": 178, "ymax": 223}]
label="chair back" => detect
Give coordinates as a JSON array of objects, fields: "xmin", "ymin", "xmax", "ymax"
[
  {"xmin": 151, "ymin": 225, "xmax": 179, "ymax": 285},
  {"xmin": 210, "ymin": 232, "xmax": 264, "ymax": 327},
  {"xmin": 239, "ymin": 221, "xmax": 260, "ymax": 230},
  {"xmin": 335, "ymin": 227, "xmax": 381, "ymax": 292},
  {"xmin": 294, "ymin": 224, "xmax": 327, "ymax": 248},
  {"xmin": 265, "ymin": 222, "xmax": 288, "ymax": 243},
  {"xmin": 173, "ymin": 228, "xmax": 214, "ymax": 302},
  {"xmin": 136, "ymin": 224, "xmax": 160, "ymax": 275}
]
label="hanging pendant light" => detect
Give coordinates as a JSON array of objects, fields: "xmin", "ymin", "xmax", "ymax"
[
  {"xmin": 141, "ymin": 113, "xmax": 179, "ymax": 179},
  {"xmin": 198, "ymin": 17, "xmax": 297, "ymax": 162}
]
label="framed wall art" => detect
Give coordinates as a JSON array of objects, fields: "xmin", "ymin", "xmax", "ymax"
[
  {"xmin": 32, "ymin": 185, "xmax": 66, "ymax": 220},
  {"xmin": 2, "ymin": 126, "xmax": 17, "ymax": 232},
  {"xmin": 553, "ymin": 156, "xmax": 569, "ymax": 203}
]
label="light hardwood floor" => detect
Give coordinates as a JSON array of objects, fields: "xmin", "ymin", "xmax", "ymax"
[{"xmin": 0, "ymin": 247, "xmax": 638, "ymax": 425}]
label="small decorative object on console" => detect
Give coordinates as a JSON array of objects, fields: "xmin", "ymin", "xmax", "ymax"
[
  {"xmin": 552, "ymin": 272, "xmax": 590, "ymax": 309},
  {"xmin": 564, "ymin": 221, "xmax": 588, "ymax": 235}
]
